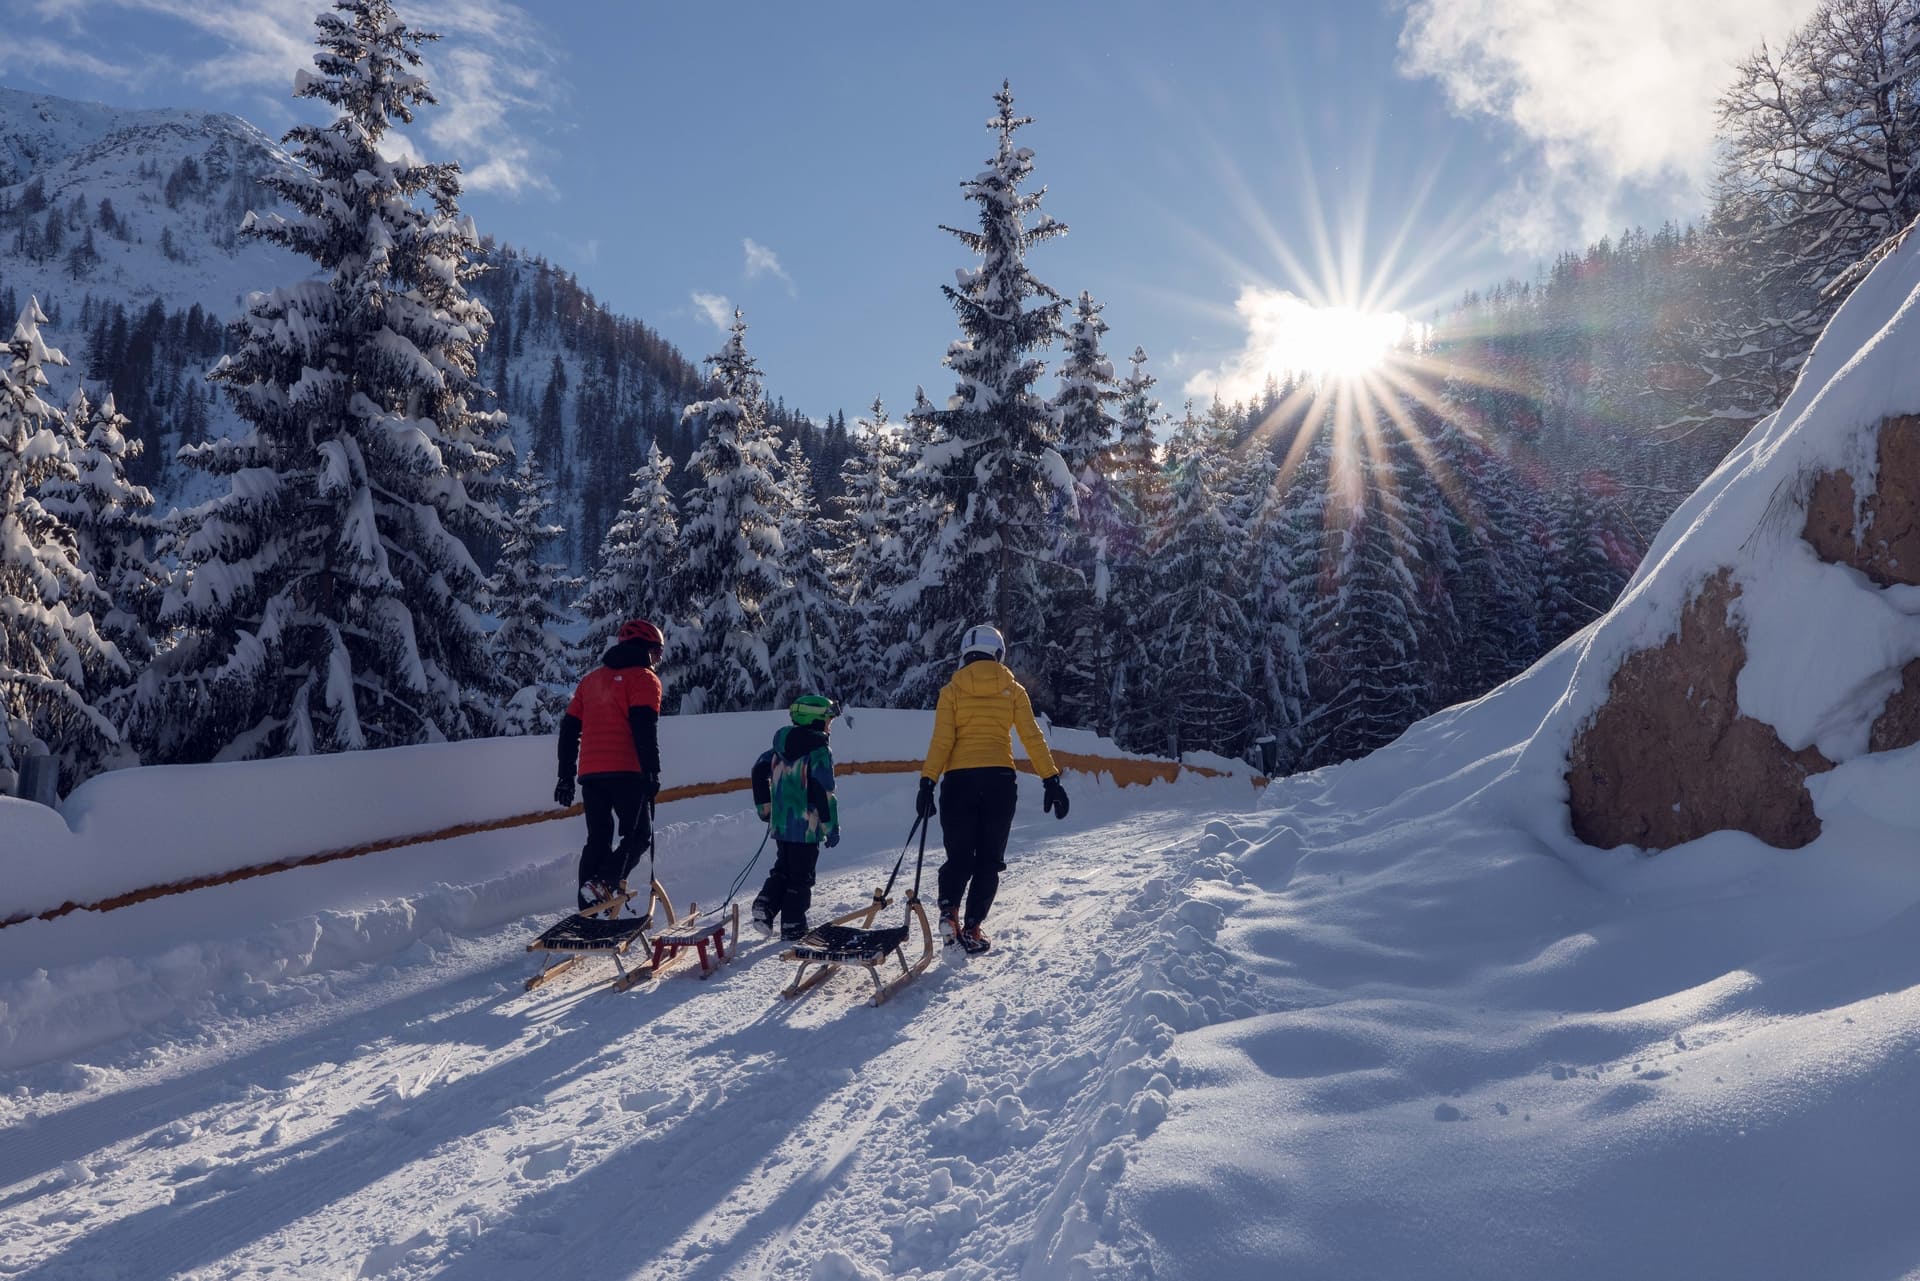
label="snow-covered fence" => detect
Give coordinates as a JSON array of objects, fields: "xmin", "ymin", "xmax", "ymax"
[{"xmin": 0, "ymin": 709, "xmax": 1251, "ymax": 925}]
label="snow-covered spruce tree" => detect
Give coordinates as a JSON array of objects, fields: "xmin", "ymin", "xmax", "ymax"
[
  {"xmin": 1243, "ymin": 454, "xmax": 1310, "ymax": 773},
  {"xmin": 1144, "ymin": 437, "xmax": 1255, "ymax": 759},
  {"xmin": 877, "ymin": 386, "xmax": 952, "ymax": 705},
  {"xmin": 764, "ymin": 435, "xmax": 843, "ymax": 706},
  {"xmin": 1104, "ymin": 348, "xmax": 1169, "ymax": 751},
  {"xmin": 1, "ymin": 299, "xmax": 124, "ymax": 788},
  {"xmin": 897, "ymin": 82, "xmax": 1071, "ymax": 706},
  {"xmin": 1298, "ymin": 407, "xmax": 1432, "ymax": 769},
  {"xmin": 1042, "ymin": 290, "xmax": 1122, "ymax": 730},
  {"xmin": 489, "ymin": 448, "xmax": 580, "ymax": 735},
  {"xmin": 575, "ymin": 439, "xmax": 680, "ymax": 660},
  {"xmin": 832, "ymin": 397, "xmax": 904, "ymax": 704},
  {"xmin": 146, "ymin": 0, "xmax": 511, "ymax": 762},
  {"xmin": 40, "ymin": 387, "xmax": 166, "ymax": 684},
  {"xmin": 675, "ymin": 310, "xmax": 780, "ymax": 713}
]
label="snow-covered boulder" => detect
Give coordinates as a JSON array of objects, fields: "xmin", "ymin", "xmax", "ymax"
[{"xmin": 1548, "ymin": 228, "xmax": 1920, "ymax": 851}]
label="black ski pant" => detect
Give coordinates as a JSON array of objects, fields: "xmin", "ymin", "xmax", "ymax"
[
  {"xmin": 936, "ymin": 766, "xmax": 1018, "ymax": 927},
  {"xmin": 754, "ymin": 840, "xmax": 822, "ymax": 932},
  {"xmin": 578, "ymin": 773, "xmax": 651, "ymax": 895}
]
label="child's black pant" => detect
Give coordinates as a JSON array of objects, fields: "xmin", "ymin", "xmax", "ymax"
[
  {"xmin": 755, "ymin": 839, "xmax": 822, "ymax": 931},
  {"xmin": 578, "ymin": 773, "xmax": 651, "ymax": 895},
  {"xmin": 936, "ymin": 766, "xmax": 1018, "ymax": 926}
]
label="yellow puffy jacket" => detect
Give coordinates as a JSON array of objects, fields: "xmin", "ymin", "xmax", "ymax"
[{"xmin": 920, "ymin": 660, "xmax": 1060, "ymax": 780}]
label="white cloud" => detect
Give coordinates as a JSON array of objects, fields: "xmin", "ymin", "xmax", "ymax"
[
  {"xmin": 1397, "ymin": 0, "xmax": 1822, "ymax": 249},
  {"xmin": 743, "ymin": 237, "xmax": 794, "ymax": 292},
  {"xmin": 691, "ymin": 291, "xmax": 734, "ymax": 331},
  {"xmin": 0, "ymin": 35, "xmax": 137, "ymax": 83},
  {"xmin": 16, "ymin": 0, "xmax": 561, "ymax": 197},
  {"xmin": 1185, "ymin": 287, "xmax": 1412, "ymax": 403}
]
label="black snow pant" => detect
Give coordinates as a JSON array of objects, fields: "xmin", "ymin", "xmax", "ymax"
[
  {"xmin": 935, "ymin": 766, "xmax": 1018, "ymax": 927},
  {"xmin": 754, "ymin": 840, "xmax": 822, "ymax": 935},
  {"xmin": 578, "ymin": 773, "xmax": 651, "ymax": 896}
]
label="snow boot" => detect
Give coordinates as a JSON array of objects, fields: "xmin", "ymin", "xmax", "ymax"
[
  {"xmin": 957, "ymin": 923, "xmax": 992, "ymax": 955},
  {"xmin": 578, "ymin": 880, "xmax": 613, "ymax": 912},
  {"xmin": 938, "ymin": 906, "xmax": 962, "ymax": 947},
  {"xmin": 781, "ymin": 920, "xmax": 810, "ymax": 943},
  {"xmin": 751, "ymin": 898, "xmax": 776, "ymax": 937}
]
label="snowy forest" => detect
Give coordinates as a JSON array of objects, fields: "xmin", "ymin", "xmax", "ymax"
[{"xmin": 4, "ymin": 0, "xmax": 1915, "ymax": 793}]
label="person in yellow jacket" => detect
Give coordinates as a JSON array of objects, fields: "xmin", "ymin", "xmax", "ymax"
[{"xmin": 916, "ymin": 623, "xmax": 1069, "ymax": 954}]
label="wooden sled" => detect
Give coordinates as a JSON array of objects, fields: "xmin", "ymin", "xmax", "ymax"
[
  {"xmin": 524, "ymin": 878, "xmax": 677, "ymax": 994},
  {"xmin": 779, "ymin": 891, "xmax": 935, "ymax": 1007},
  {"xmin": 648, "ymin": 900, "xmax": 741, "ymax": 978}
]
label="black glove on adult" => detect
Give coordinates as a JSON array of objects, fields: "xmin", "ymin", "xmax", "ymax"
[
  {"xmin": 554, "ymin": 778, "xmax": 575, "ymax": 807},
  {"xmin": 916, "ymin": 776, "xmax": 938, "ymax": 819},
  {"xmin": 642, "ymin": 773, "xmax": 660, "ymax": 806},
  {"xmin": 1042, "ymin": 774, "xmax": 1069, "ymax": 820}
]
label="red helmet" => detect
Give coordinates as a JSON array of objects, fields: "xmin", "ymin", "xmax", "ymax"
[{"xmin": 619, "ymin": 619, "xmax": 664, "ymax": 648}]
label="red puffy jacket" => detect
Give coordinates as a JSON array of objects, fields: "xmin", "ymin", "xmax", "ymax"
[{"xmin": 559, "ymin": 647, "xmax": 662, "ymax": 779}]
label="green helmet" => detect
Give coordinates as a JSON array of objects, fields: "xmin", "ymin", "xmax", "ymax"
[{"xmin": 789, "ymin": 694, "xmax": 837, "ymax": 727}]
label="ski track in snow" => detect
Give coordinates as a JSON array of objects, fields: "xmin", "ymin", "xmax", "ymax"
[{"xmin": 0, "ymin": 777, "xmax": 1259, "ymax": 1280}]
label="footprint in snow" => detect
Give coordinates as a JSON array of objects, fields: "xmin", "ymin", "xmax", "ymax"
[{"xmin": 518, "ymin": 1140, "xmax": 573, "ymax": 1179}]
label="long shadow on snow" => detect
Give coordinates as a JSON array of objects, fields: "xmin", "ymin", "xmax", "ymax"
[
  {"xmin": 0, "ymin": 950, "xmax": 537, "ymax": 1196},
  {"xmin": 431, "ymin": 955, "xmax": 955, "ymax": 1281},
  {"xmin": 6, "ymin": 945, "xmax": 701, "ymax": 1279}
]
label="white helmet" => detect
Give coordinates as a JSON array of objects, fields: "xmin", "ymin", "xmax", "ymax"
[{"xmin": 960, "ymin": 623, "xmax": 1006, "ymax": 662}]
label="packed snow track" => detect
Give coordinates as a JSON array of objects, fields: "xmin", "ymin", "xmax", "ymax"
[{"xmin": 0, "ymin": 773, "xmax": 1258, "ymax": 1280}]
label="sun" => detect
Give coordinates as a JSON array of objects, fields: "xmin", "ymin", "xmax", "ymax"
[{"xmin": 1251, "ymin": 295, "xmax": 1414, "ymax": 384}]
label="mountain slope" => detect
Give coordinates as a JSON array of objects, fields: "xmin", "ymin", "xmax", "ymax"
[{"xmin": 0, "ymin": 84, "xmax": 711, "ymax": 560}]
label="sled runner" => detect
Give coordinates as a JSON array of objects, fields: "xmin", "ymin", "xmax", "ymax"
[
  {"xmin": 524, "ymin": 875, "xmax": 676, "ymax": 993},
  {"xmin": 780, "ymin": 816, "xmax": 935, "ymax": 1006}
]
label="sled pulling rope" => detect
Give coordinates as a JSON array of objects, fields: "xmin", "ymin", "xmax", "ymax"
[
  {"xmin": 780, "ymin": 815, "xmax": 935, "ymax": 1006},
  {"xmin": 525, "ymin": 837, "xmax": 679, "ymax": 994},
  {"xmin": 647, "ymin": 822, "xmax": 774, "ymax": 979}
]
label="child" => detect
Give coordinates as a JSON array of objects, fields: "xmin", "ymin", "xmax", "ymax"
[
  {"xmin": 916, "ymin": 623, "xmax": 1068, "ymax": 954},
  {"xmin": 751, "ymin": 694, "xmax": 842, "ymax": 941},
  {"xmin": 555, "ymin": 618, "xmax": 664, "ymax": 910}
]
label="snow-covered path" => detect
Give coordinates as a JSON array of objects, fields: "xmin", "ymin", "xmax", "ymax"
[{"xmin": 0, "ymin": 774, "xmax": 1257, "ymax": 1280}]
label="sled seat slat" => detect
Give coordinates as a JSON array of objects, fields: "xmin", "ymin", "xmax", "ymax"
[
  {"xmin": 788, "ymin": 923, "xmax": 912, "ymax": 964},
  {"xmin": 530, "ymin": 914, "xmax": 654, "ymax": 952}
]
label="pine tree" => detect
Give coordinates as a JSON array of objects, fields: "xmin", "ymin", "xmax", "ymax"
[
  {"xmin": 1043, "ymin": 290, "xmax": 1122, "ymax": 729},
  {"xmin": 144, "ymin": 0, "xmax": 511, "ymax": 762},
  {"xmin": 901, "ymin": 83, "xmax": 1070, "ymax": 705},
  {"xmin": 1243, "ymin": 455, "xmax": 1309, "ymax": 772},
  {"xmin": 39, "ymin": 388, "xmax": 166, "ymax": 680},
  {"xmin": 1106, "ymin": 349, "xmax": 1169, "ymax": 751},
  {"xmin": 1299, "ymin": 406, "xmax": 1431, "ymax": 768},
  {"xmin": 1145, "ymin": 435, "xmax": 1255, "ymax": 759},
  {"xmin": 676, "ymin": 311, "xmax": 779, "ymax": 713},
  {"xmin": 576, "ymin": 440, "xmax": 680, "ymax": 660},
  {"xmin": 764, "ymin": 436, "xmax": 843, "ymax": 706},
  {"xmin": 490, "ymin": 449, "xmax": 580, "ymax": 735},
  {"xmin": 1, "ymin": 300, "xmax": 124, "ymax": 789},
  {"xmin": 833, "ymin": 397, "xmax": 904, "ymax": 704},
  {"xmin": 878, "ymin": 387, "xmax": 952, "ymax": 705}
]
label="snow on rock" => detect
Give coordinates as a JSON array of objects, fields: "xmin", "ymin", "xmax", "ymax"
[{"xmin": 1551, "ymin": 228, "xmax": 1920, "ymax": 850}]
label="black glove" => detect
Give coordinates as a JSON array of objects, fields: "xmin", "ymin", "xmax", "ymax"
[
  {"xmin": 1042, "ymin": 774, "xmax": 1069, "ymax": 820},
  {"xmin": 554, "ymin": 778, "xmax": 575, "ymax": 807},
  {"xmin": 916, "ymin": 776, "xmax": 938, "ymax": 819},
  {"xmin": 642, "ymin": 773, "xmax": 659, "ymax": 806},
  {"xmin": 826, "ymin": 828, "xmax": 841, "ymax": 849}
]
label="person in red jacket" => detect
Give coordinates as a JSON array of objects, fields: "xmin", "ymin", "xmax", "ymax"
[{"xmin": 555, "ymin": 619, "xmax": 664, "ymax": 910}]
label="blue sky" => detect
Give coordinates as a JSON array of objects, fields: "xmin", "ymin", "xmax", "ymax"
[{"xmin": 4, "ymin": 0, "xmax": 1824, "ymax": 419}]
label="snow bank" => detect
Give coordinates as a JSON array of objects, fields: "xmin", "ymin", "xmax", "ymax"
[{"xmin": 0, "ymin": 708, "xmax": 1243, "ymax": 921}]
